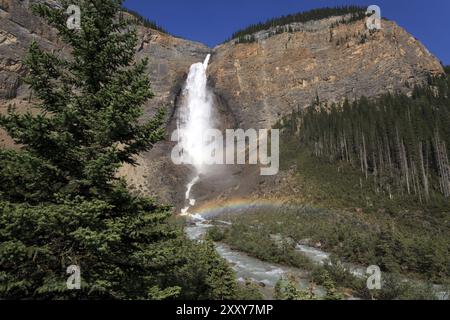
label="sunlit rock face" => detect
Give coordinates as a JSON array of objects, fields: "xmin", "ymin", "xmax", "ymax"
[{"xmin": 209, "ymin": 17, "xmax": 444, "ymax": 129}]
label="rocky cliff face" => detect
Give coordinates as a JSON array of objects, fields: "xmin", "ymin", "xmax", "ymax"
[
  {"xmin": 0, "ymin": 0, "xmax": 62, "ymax": 147},
  {"xmin": 0, "ymin": 2, "xmax": 445, "ymax": 206},
  {"xmin": 0, "ymin": 0, "xmax": 61, "ymax": 101},
  {"xmin": 209, "ymin": 16, "xmax": 443, "ymax": 129},
  {"xmin": 0, "ymin": 0, "xmax": 210, "ymax": 203},
  {"xmin": 0, "ymin": 0, "xmax": 210, "ymax": 149}
]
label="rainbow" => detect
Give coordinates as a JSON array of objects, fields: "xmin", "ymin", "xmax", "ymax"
[{"xmin": 187, "ymin": 197, "xmax": 296, "ymax": 219}]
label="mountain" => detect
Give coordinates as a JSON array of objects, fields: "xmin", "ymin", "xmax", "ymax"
[
  {"xmin": 209, "ymin": 15, "xmax": 443, "ymax": 128},
  {"xmin": 0, "ymin": 0, "xmax": 210, "ymax": 149},
  {"xmin": 0, "ymin": 1, "xmax": 445, "ymax": 206}
]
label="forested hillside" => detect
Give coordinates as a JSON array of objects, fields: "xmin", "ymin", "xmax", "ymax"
[
  {"xmin": 281, "ymin": 72, "xmax": 450, "ymax": 203},
  {"xmin": 217, "ymin": 72, "xmax": 450, "ymax": 293}
]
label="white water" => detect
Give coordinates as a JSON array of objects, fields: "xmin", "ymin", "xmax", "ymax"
[
  {"xmin": 178, "ymin": 54, "xmax": 213, "ymax": 216},
  {"xmin": 184, "ymin": 218, "xmax": 327, "ymax": 297},
  {"xmin": 180, "ymin": 175, "xmax": 200, "ymax": 215},
  {"xmin": 178, "ymin": 54, "xmax": 213, "ymax": 171}
]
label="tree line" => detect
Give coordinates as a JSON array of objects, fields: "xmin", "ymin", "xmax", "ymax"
[
  {"xmin": 120, "ymin": 6, "xmax": 168, "ymax": 34},
  {"xmin": 281, "ymin": 73, "xmax": 450, "ymax": 203},
  {"xmin": 230, "ymin": 6, "xmax": 366, "ymax": 43}
]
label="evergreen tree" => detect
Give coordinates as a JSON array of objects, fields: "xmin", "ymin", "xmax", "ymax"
[
  {"xmin": 236, "ymin": 279, "xmax": 264, "ymax": 300},
  {"xmin": 202, "ymin": 241, "xmax": 238, "ymax": 300},
  {"xmin": 0, "ymin": 0, "xmax": 237, "ymax": 300},
  {"xmin": 319, "ymin": 272, "xmax": 344, "ymax": 300},
  {"xmin": 274, "ymin": 276, "xmax": 316, "ymax": 300},
  {"xmin": 120, "ymin": 7, "xmax": 168, "ymax": 33},
  {"xmin": 285, "ymin": 72, "xmax": 450, "ymax": 202}
]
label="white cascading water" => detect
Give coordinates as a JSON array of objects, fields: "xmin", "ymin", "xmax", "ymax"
[{"xmin": 179, "ymin": 54, "xmax": 213, "ymax": 216}]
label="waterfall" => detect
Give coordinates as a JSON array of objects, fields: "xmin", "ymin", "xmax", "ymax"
[
  {"xmin": 180, "ymin": 175, "xmax": 199, "ymax": 215},
  {"xmin": 178, "ymin": 54, "xmax": 213, "ymax": 216}
]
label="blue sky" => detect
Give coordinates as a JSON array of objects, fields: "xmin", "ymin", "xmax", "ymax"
[{"xmin": 123, "ymin": 0, "xmax": 450, "ymax": 65}]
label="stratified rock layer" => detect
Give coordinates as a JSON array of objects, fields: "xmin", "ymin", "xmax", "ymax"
[{"xmin": 209, "ymin": 17, "xmax": 443, "ymax": 128}]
